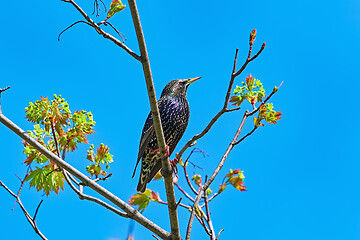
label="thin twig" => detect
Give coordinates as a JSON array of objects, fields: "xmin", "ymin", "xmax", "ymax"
[
  {"xmin": 0, "ymin": 86, "xmax": 10, "ymax": 93},
  {"xmin": 62, "ymin": 169, "xmax": 128, "ymax": 218},
  {"xmin": 156, "ymin": 200, "xmax": 191, "ymax": 210},
  {"xmin": 33, "ymin": 200, "xmax": 44, "ymax": 221},
  {"xmin": 0, "ymin": 86, "xmax": 10, "ymax": 114},
  {"xmin": 60, "ymin": 0, "xmax": 141, "ymax": 61},
  {"xmin": 50, "ymin": 121, "xmax": 61, "ymax": 158},
  {"xmin": 215, "ymin": 229, "xmax": 225, "ymax": 240},
  {"xmin": 98, "ymin": 21, "xmax": 127, "ymax": 43},
  {"xmin": 152, "ymin": 235, "xmax": 161, "ymax": 240},
  {"xmin": 204, "ymin": 191, "xmax": 216, "ymax": 240},
  {"xmin": 0, "ymin": 180, "xmax": 48, "ymax": 240},
  {"xmin": 93, "ymin": 172, "xmax": 113, "ymax": 182},
  {"xmin": 234, "ymin": 126, "xmax": 257, "ymax": 145},
  {"xmin": 203, "ymin": 192, "xmax": 220, "ymax": 206},
  {"xmin": 196, "ymin": 214, "xmax": 211, "ymax": 236},
  {"xmin": 186, "ymin": 111, "xmax": 249, "ymax": 240},
  {"xmin": 177, "ymin": 48, "xmax": 246, "ymax": 161},
  {"xmin": 16, "ymin": 173, "xmax": 29, "ymax": 198},
  {"xmin": 174, "ymin": 183, "xmax": 195, "ymax": 202},
  {"xmin": 58, "ymin": 21, "xmax": 93, "ymax": 41},
  {"xmin": 183, "ymin": 162, "xmax": 198, "ymax": 195}
]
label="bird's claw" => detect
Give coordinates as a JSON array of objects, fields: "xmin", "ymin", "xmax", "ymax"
[{"xmin": 151, "ymin": 145, "xmax": 170, "ymax": 157}]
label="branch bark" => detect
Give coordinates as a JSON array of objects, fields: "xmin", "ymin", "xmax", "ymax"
[
  {"xmin": 60, "ymin": 0, "xmax": 141, "ymax": 61},
  {"xmin": 127, "ymin": 1, "xmax": 181, "ymax": 239},
  {"xmin": 0, "ymin": 113, "xmax": 171, "ymax": 240}
]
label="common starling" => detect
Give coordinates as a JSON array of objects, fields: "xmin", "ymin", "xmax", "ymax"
[{"xmin": 133, "ymin": 77, "xmax": 201, "ymax": 192}]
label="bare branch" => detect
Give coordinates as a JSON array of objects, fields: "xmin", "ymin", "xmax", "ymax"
[
  {"xmin": 186, "ymin": 111, "xmax": 249, "ymax": 240},
  {"xmin": 152, "ymin": 235, "xmax": 161, "ymax": 240},
  {"xmin": 58, "ymin": 21, "xmax": 93, "ymax": 41},
  {"xmin": 234, "ymin": 126, "xmax": 257, "ymax": 146},
  {"xmin": 60, "ymin": 0, "xmax": 141, "ymax": 61},
  {"xmin": 196, "ymin": 214, "xmax": 211, "ymax": 236},
  {"xmin": 33, "ymin": 200, "xmax": 44, "ymax": 221},
  {"xmin": 93, "ymin": 172, "xmax": 113, "ymax": 182},
  {"xmin": 0, "ymin": 86, "xmax": 10, "ymax": 93},
  {"xmin": 62, "ymin": 169, "xmax": 128, "ymax": 218},
  {"xmin": 183, "ymin": 162, "xmax": 199, "ymax": 195},
  {"xmin": 215, "ymin": 229, "xmax": 224, "ymax": 240},
  {"xmin": 174, "ymin": 183, "xmax": 195, "ymax": 202},
  {"xmin": 177, "ymin": 46, "xmax": 254, "ymax": 161},
  {"xmin": 204, "ymin": 192, "xmax": 216, "ymax": 240},
  {"xmin": 156, "ymin": 199, "xmax": 191, "ymax": 210},
  {"xmin": 92, "ymin": 0, "xmax": 106, "ymax": 17},
  {"xmin": 98, "ymin": 21, "xmax": 127, "ymax": 43},
  {"xmin": 0, "ymin": 180, "xmax": 48, "ymax": 240},
  {"xmin": 0, "ymin": 86, "xmax": 10, "ymax": 115}
]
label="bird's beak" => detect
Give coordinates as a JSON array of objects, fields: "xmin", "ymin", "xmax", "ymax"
[{"xmin": 186, "ymin": 77, "xmax": 202, "ymax": 86}]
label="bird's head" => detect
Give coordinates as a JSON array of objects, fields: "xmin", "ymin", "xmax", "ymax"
[{"xmin": 160, "ymin": 77, "xmax": 201, "ymax": 98}]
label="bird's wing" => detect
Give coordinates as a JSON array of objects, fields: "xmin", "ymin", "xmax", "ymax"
[{"xmin": 132, "ymin": 113, "xmax": 154, "ymax": 178}]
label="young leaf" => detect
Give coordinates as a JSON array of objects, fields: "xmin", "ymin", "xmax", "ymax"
[
  {"xmin": 129, "ymin": 189, "xmax": 153, "ymax": 213},
  {"xmin": 107, "ymin": 0, "xmax": 126, "ymax": 20},
  {"xmin": 192, "ymin": 174, "xmax": 202, "ymax": 187}
]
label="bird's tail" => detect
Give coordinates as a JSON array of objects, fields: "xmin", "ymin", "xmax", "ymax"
[
  {"xmin": 136, "ymin": 167, "xmax": 149, "ymax": 192},
  {"xmin": 136, "ymin": 159, "xmax": 162, "ymax": 192}
]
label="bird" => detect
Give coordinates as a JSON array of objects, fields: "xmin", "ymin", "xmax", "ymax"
[{"xmin": 132, "ymin": 77, "xmax": 201, "ymax": 192}]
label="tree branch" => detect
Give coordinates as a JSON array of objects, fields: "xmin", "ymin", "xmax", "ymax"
[
  {"xmin": 0, "ymin": 113, "xmax": 171, "ymax": 240},
  {"xmin": 62, "ymin": 169, "xmax": 128, "ymax": 218},
  {"xmin": 127, "ymin": 1, "xmax": 181, "ymax": 239},
  {"xmin": 204, "ymin": 187, "xmax": 216, "ymax": 240},
  {"xmin": 60, "ymin": 0, "xmax": 141, "ymax": 61},
  {"xmin": 0, "ymin": 180, "xmax": 48, "ymax": 240},
  {"xmin": 174, "ymin": 182, "xmax": 195, "ymax": 202},
  {"xmin": 215, "ymin": 229, "xmax": 224, "ymax": 240},
  {"xmin": 186, "ymin": 111, "xmax": 249, "ymax": 240},
  {"xmin": 178, "ymin": 37, "xmax": 266, "ymax": 162},
  {"xmin": 0, "ymin": 86, "xmax": 10, "ymax": 115}
]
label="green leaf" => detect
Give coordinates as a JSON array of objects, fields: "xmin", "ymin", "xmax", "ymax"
[
  {"xmin": 192, "ymin": 174, "xmax": 202, "ymax": 187},
  {"xmin": 206, "ymin": 188, "xmax": 212, "ymax": 195},
  {"xmin": 25, "ymin": 165, "xmax": 64, "ymax": 196},
  {"xmin": 129, "ymin": 189, "xmax": 152, "ymax": 213}
]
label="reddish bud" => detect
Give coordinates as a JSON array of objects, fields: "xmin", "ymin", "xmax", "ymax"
[
  {"xmin": 249, "ymin": 29, "xmax": 257, "ymax": 45},
  {"xmin": 261, "ymin": 42, "xmax": 266, "ymax": 49}
]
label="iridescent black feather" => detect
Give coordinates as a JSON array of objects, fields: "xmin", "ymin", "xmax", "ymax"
[{"xmin": 133, "ymin": 78, "xmax": 199, "ymax": 192}]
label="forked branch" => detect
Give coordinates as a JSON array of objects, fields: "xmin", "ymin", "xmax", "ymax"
[
  {"xmin": 0, "ymin": 180, "xmax": 48, "ymax": 240},
  {"xmin": 60, "ymin": 0, "xmax": 141, "ymax": 61}
]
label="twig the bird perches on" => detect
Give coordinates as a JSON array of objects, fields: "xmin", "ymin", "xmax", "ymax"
[{"xmin": 127, "ymin": 0, "xmax": 181, "ymax": 239}]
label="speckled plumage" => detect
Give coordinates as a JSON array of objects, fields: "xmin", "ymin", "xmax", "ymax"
[{"xmin": 133, "ymin": 78, "xmax": 199, "ymax": 192}]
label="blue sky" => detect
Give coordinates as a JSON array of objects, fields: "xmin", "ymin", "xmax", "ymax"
[{"xmin": 1, "ymin": 0, "xmax": 360, "ymax": 239}]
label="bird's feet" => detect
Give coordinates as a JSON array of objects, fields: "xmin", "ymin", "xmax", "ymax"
[{"xmin": 150, "ymin": 145, "xmax": 170, "ymax": 157}]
